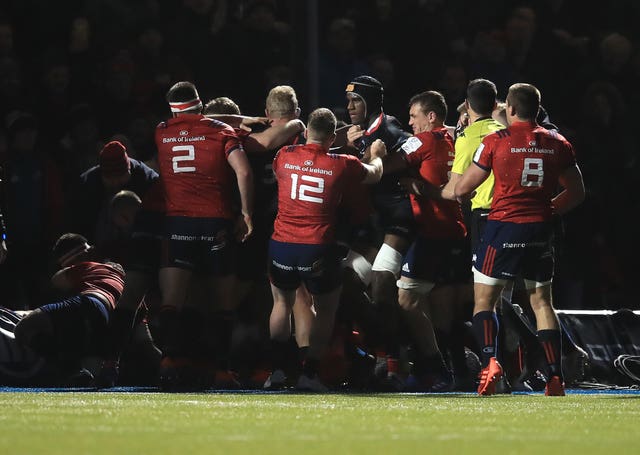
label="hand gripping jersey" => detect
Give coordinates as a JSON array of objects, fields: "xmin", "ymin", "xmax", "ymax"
[
  {"xmin": 400, "ymin": 127, "xmax": 466, "ymax": 239},
  {"xmin": 473, "ymin": 121, "xmax": 577, "ymax": 223},
  {"xmin": 155, "ymin": 114, "xmax": 243, "ymax": 219},
  {"xmin": 272, "ymin": 143, "xmax": 368, "ymax": 245},
  {"xmin": 355, "ymin": 113, "xmax": 411, "ymax": 203}
]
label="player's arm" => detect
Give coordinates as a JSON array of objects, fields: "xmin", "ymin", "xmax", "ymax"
[
  {"xmin": 332, "ymin": 124, "xmax": 361, "ymax": 155},
  {"xmin": 362, "ymin": 139, "xmax": 386, "ymax": 184},
  {"xmin": 552, "ymin": 164, "xmax": 585, "ymax": 215},
  {"xmin": 227, "ymin": 147, "xmax": 254, "ymax": 242},
  {"xmin": 243, "ymin": 119, "xmax": 305, "ymax": 153},
  {"xmin": 347, "ymin": 125, "xmax": 366, "ymax": 149},
  {"xmin": 454, "ymin": 162, "xmax": 489, "ymax": 202},
  {"xmin": 397, "ymin": 176, "xmax": 446, "ymax": 199},
  {"xmin": 439, "ymin": 171, "xmax": 462, "ymax": 200},
  {"xmin": 207, "ymin": 114, "xmax": 270, "ymax": 131},
  {"xmin": 333, "ymin": 124, "xmax": 351, "ymax": 148}
]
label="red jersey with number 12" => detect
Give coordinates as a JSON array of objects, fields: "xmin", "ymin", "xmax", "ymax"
[
  {"xmin": 155, "ymin": 114, "xmax": 242, "ymax": 218},
  {"xmin": 473, "ymin": 121, "xmax": 576, "ymax": 223},
  {"xmin": 272, "ymin": 143, "xmax": 367, "ymax": 244}
]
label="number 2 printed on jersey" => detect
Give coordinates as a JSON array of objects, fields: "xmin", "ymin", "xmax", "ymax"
[
  {"xmin": 172, "ymin": 145, "xmax": 196, "ymax": 173},
  {"xmin": 290, "ymin": 173, "xmax": 324, "ymax": 203}
]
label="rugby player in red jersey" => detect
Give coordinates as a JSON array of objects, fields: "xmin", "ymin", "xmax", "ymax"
[
  {"xmin": 13, "ymin": 233, "xmax": 125, "ymax": 385},
  {"xmin": 155, "ymin": 81, "xmax": 253, "ymax": 390},
  {"xmin": 383, "ymin": 90, "xmax": 467, "ymax": 392},
  {"xmin": 264, "ymin": 108, "xmax": 386, "ymax": 392},
  {"xmin": 455, "ymin": 83, "xmax": 585, "ymax": 396}
]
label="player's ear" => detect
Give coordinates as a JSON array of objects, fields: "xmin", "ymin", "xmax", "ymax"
[{"xmin": 295, "ymin": 107, "xmax": 301, "ymax": 118}]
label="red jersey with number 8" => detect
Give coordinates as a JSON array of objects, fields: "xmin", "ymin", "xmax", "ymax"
[
  {"xmin": 155, "ymin": 114, "xmax": 242, "ymax": 218},
  {"xmin": 272, "ymin": 143, "xmax": 367, "ymax": 244},
  {"xmin": 473, "ymin": 121, "xmax": 576, "ymax": 223}
]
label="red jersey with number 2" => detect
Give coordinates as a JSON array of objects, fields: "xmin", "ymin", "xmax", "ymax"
[
  {"xmin": 155, "ymin": 114, "xmax": 242, "ymax": 219},
  {"xmin": 272, "ymin": 143, "xmax": 367, "ymax": 244},
  {"xmin": 473, "ymin": 121, "xmax": 576, "ymax": 223}
]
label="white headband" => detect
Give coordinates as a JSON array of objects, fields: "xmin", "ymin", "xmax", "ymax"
[{"xmin": 169, "ymin": 97, "xmax": 202, "ymax": 113}]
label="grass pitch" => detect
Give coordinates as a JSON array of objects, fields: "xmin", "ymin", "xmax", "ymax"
[{"xmin": 1, "ymin": 391, "xmax": 639, "ymax": 454}]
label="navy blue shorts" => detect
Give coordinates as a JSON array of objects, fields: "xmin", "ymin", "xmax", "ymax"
[
  {"xmin": 162, "ymin": 216, "xmax": 236, "ymax": 275},
  {"xmin": 400, "ymin": 236, "xmax": 471, "ymax": 284},
  {"xmin": 473, "ymin": 220, "xmax": 554, "ymax": 282},
  {"xmin": 470, "ymin": 208, "xmax": 490, "ymax": 254},
  {"xmin": 371, "ymin": 193, "xmax": 416, "ymax": 240},
  {"xmin": 235, "ymin": 214, "xmax": 274, "ymax": 281},
  {"xmin": 126, "ymin": 210, "xmax": 164, "ymax": 274},
  {"xmin": 39, "ymin": 294, "xmax": 109, "ymax": 356},
  {"xmin": 268, "ymin": 239, "xmax": 342, "ymax": 294}
]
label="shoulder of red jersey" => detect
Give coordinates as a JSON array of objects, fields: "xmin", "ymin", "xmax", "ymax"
[
  {"xmin": 483, "ymin": 127, "xmax": 511, "ymax": 144},
  {"xmin": 276, "ymin": 143, "xmax": 303, "ymax": 155},
  {"xmin": 400, "ymin": 129, "xmax": 450, "ymax": 155},
  {"xmin": 327, "ymin": 152, "xmax": 360, "ymax": 162},
  {"xmin": 199, "ymin": 116, "xmax": 236, "ymax": 132},
  {"xmin": 536, "ymin": 125, "xmax": 571, "ymax": 145}
]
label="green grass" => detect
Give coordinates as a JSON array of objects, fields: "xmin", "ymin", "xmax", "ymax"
[{"xmin": 0, "ymin": 392, "xmax": 639, "ymax": 454}]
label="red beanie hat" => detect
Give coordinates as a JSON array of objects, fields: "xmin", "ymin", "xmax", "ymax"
[{"xmin": 99, "ymin": 141, "xmax": 130, "ymax": 176}]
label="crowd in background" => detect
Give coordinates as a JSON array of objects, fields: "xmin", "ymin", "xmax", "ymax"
[{"xmin": 0, "ymin": 0, "xmax": 638, "ymax": 312}]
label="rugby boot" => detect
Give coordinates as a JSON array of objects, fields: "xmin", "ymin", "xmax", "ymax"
[
  {"xmin": 263, "ymin": 369, "xmax": 287, "ymax": 390},
  {"xmin": 158, "ymin": 356, "xmax": 194, "ymax": 392},
  {"xmin": 429, "ymin": 369, "xmax": 455, "ymax": 393},
  {"xmin": 95, "ymin": 360, "xmax": 120, "ymax": 389},
  {"xmin": 214, "ymin": 369, "xmax": 242, "ymax": 389},
  {"xmin": 477, "ymin": 357, "xmax": 503, "ymax": 396},
  {"xmin": 296, "ymin": 373, "xmax": 329, "ymax": 393},
  {"xmin": 405, "ymin": 369, "xmax": 454, "ymax": 393},
  {"xmin": 377, "ymin": 371, "xmax": 405, "ymax": 392},
  {"xmin": 545, "ymin": 375, "xmax": 566, "ymax": 396}
]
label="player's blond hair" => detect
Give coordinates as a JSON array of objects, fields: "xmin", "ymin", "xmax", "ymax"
[{"xmin": 266, "ymin": 85, "xmax": 299, "ymax": 118}]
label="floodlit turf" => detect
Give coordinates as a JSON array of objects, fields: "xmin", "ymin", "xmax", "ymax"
[{"xmin": 1, "ymin": 391, "xmax": 639, "ymax": 454}]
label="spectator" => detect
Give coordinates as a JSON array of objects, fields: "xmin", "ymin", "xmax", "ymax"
[
  {"xmin": 1, "ymin": 111, "xmax": 65, "ymax": 308},
  {"xmin": 68, "ymin": 139, "xmax": 158, "ymax": 257}
]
